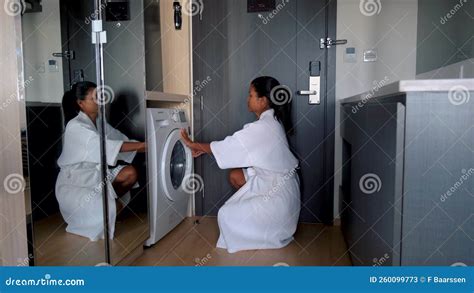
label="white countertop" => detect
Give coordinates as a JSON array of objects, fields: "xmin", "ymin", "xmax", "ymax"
[
  {"xmin": 146, "ymin": 91, "xmax": 190, "ymax": 103},
  {"xmin": 340, "ymin": 79, "xmax": 474, "ymax": 104}
]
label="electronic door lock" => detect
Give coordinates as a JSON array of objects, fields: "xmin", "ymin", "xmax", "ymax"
[{"xmin": 297, "ymin": 61, "xmax": 321, "ymax": 105}]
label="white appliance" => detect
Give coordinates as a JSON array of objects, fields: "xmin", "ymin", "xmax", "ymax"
[{"xmin": 145, "ymin": 108, "xmax": 192, "ymax": 246}]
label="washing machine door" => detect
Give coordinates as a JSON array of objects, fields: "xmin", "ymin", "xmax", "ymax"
[{"xmin": 160, "ymin": 128, "xmax": 192, "ymax": 201}]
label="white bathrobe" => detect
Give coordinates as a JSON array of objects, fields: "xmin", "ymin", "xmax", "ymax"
[
  {"xmin": 210, "ymin": 109, "xmax": 300, "ymax": 253},
  {"xmin": 56, "ymin": 111, "xmax": 137, "ymax": 241}
]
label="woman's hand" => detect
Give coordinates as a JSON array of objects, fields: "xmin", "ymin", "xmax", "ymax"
[
  {"xmin": 192, "ymin": 150, "xmax": 206, "ymax": 158},
  {"xmin": 180, "ymin": 129, "xmax": 212, "ymax": 157},
  {"xmin": 138, "ymin": 142, "xmax": 147, "ymax": 153},
  {"xmin": 180, "ymin": 129, "xmax": 194, "ymax": 148}
]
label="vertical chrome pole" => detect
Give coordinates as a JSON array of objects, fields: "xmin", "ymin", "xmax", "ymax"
[{"xmin": 93, "ymin": 0, "xmax": 111, "ymax": 265}]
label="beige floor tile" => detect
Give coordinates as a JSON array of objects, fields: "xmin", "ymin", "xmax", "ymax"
[{"xmin": 133, "ymin": 217, "xmax": 352, "ymax": 266}]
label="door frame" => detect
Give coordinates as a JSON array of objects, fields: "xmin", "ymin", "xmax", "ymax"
[
  {"xmin": 321, "ymin": 0, "xmax": 337, "ymax": 224},
  {"xmin": 0, "ymin": 3, "xmax": 29, "ymax": 265}
]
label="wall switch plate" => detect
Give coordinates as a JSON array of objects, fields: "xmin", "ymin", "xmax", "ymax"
[
  {"xmin": 363, "ymin": 50, "xmax": 377, "ymax": 62},
  {"xmin": 48, "ymin": 59, "xmax": 59, "ymax": 72},
  {"xmin": 344, "ymin": 47, "xmax": 357, "ymax": 63}
]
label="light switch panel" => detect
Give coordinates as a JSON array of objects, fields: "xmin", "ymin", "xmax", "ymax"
[
  {"xmin": 48, "ymin": 59, "xmax": 59, "ymax": 72},
  {"xmin": 344, "ymin": 47, "xmax": 357, "ymax": 63},
  {"xmin": 363, "ymin": 50, "xmax": 377, "ymax": 62}
]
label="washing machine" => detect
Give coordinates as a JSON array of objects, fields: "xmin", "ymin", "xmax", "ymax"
[{"xmin": 145, "ymin": 108, "xmax": 192, "ymax": 247}]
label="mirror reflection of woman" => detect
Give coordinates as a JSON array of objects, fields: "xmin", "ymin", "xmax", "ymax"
[
  {"xmin": 56, "ymin": 81, "xmax": 146, "ymax": 241},
  {"xmin": 181, "ymin": 76, "xmax": 301, "ymax": 253}
]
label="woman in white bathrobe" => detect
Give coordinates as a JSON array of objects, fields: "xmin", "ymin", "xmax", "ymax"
[
  {"xmin": 181, "ymin": 76, "xmax": 300, "ymax": 253},
  {"xmin": 56, "ymin": 81, "xmax": 146, "ymax": 241}
]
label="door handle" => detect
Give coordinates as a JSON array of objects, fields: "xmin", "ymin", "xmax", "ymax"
[
  {"xmin": 297, "ymin": 90, "xmax": 317, "ymax": 95},
  {"xmin": 320, "ymin": 37, "xmax": 348, "ymax": 49},
  {"xmin": 52, "ymin": 50, "xmax": 75, "ymax": 60},
  {"xmin": 297, "ymin": 76, "xmax": 320, "ymax": 105}
]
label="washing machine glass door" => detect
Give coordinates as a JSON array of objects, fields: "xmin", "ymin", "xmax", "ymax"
[
  {"xmin": 161, "ymin": 129, "xmax": 191, "ymax": 201},
  {"xmin": 170, "ymin": 140, "xmax": 186, "ymax": 189}
]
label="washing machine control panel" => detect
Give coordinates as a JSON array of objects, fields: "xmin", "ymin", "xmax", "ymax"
[
  {"xmin": 171, "ymin": 111, "xmax": 187, "ymax": 123},
  {"xmin": 178, "ymin": 111, "xmax": 186, "ymax": 123}
]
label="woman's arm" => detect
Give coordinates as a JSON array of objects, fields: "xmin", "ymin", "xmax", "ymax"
[
  {"xmin": 120, "ymin": 142, "xmax": 146, "ymax": 153},
  {"xmin": 180, "ymin": 129, "xmax": 212, "ymax": 157}
]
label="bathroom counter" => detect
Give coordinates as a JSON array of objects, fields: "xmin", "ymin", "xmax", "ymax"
[{"xmin": 340, "ymin": 78, "xmax": 474, "ymax": 104}]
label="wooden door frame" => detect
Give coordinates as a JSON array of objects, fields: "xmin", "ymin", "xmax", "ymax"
[
  {"xmin": 0, "ymin": 3, "xmax": 29, "ymax": 265},
  {"xmin": 321, "ymin": 0, "xmax": 337, "ymax": 224}
]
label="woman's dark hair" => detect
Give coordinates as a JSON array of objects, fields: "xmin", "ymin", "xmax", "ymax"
[
  {"xmin": 62, "ymin": 81, "xmax": 97, "ymax": 125},
  {"xmin": 250, "ymin": 76, "xmax": 294, "ymax": 136}
]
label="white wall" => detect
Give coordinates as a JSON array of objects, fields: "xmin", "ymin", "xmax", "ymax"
[
  {"xmin": 22, "ymin": 0, "xmax": 64, "ymax": 103},
  {"xmin": 334, "ymin": 0, "xmax": 418, "ymax": 218},
  {"xmin": 416, "ymin": 58, "xmax": 474, "ymax": 79}
]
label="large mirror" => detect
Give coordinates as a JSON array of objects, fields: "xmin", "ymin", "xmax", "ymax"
[
  {"xmin": 20, "ymin": 0, "xmax": 104, "ymax": 266},
  {"xmin": 101, "ymin": 0, "xmax": 150, "ymax": 265},
  {"xmin": 18, "ymin": 0, "xmax": 150, "ymax": 266}
]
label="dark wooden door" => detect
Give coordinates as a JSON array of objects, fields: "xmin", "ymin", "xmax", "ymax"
[
  {"xmin": 59, "ymin": 0, "xmax": 96, "ymax": 91},
  {"xmin": 193, "ymin": 0, "xmax": 336, "ymax": 224}
]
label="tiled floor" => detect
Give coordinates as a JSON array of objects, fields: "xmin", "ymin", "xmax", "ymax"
[{"xmin": 132, "ymin": 217, "xmax": 352, "ymax": 266}]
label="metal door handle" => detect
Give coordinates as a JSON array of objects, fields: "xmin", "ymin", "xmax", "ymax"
[
  {"xmin": 298, "ymin": 90, "xmax": 317, "ymax": 95},
  {"xmin": 320, "ymin": 37, "xmax": 348, "ymax": 49},
  {"xmin": 52, "ymin": 50, "xmax": 75, "ymax": 60},
  {"xmin": 298, "ymin": 76, "xmax": 320, "ymax": 105}
]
